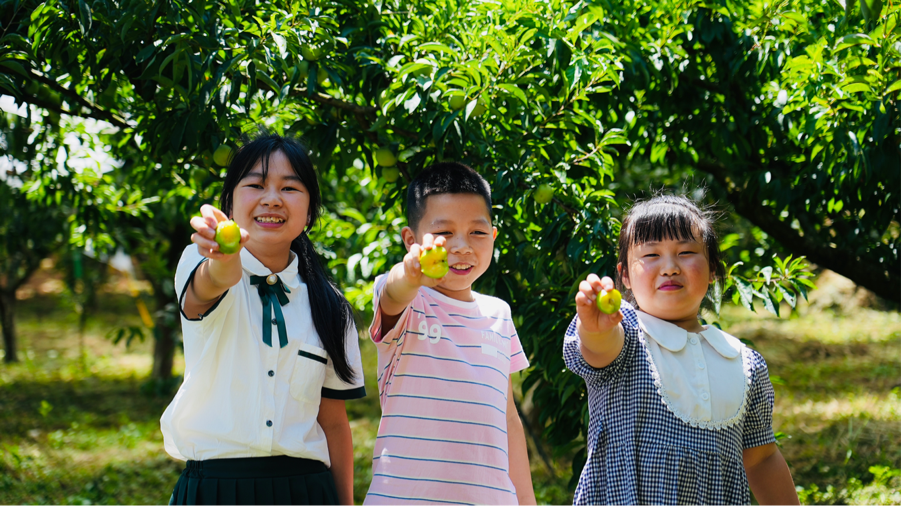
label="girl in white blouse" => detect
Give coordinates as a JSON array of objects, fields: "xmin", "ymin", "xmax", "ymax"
[{"xmin": 161, "ymin": 134, "xmax": 366, "ymax": 505}]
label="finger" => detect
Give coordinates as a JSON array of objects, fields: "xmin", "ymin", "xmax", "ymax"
[
  {"xmin": 578, "ymin": 280, "xmax": 597, "ymax": 302},
  {"xmin": 409, "ymin": 243, "xmax": 422, "ymax": 260},
  {"xmin": 433, "ymin": 235, "xmax": 446, "ymax": 248},
  {"xmin": 192, "ymin": 233, "xmax": 220, "ymax": 252},
  {"xmin": 239, "ymin": 228, "xmax": 251, "ymax": 244},
  {"xmin": 190, "ymin": 216, "xmax": 215, "ymax": 237},
  {"xmin": 421, "ymin": 234, "xmax": 434, "ymax": 249},
  {"xmin": 600, "ymin": 276, "xmax": 615, "ymax": 292},
  {"xmin": 575, "ymin": 290, "xmax": 593, "ymax": 308},
  {"xmin": 586, "ymin": 273, "xmax": 604, "ymax": 293},
  {"xmin": 211, "ymin": 206, "xmax": 229, "ymax": 223}
]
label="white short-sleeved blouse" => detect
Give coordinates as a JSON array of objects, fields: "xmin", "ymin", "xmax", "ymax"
[{"xmin": 160, "ymin": 246, "xmax": 365, "ymax": 465}]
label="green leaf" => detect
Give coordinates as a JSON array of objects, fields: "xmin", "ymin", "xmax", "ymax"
[
  {"xmin": 760, "ymin": 287, "xmax": 779, "ymax": 316},
  {"xmin": 760, "ymin": 266, "xmax": 773, "ymax": 283},
  {"xmin": 418, "ymin": 42, "xmax": 458, "ymax": 57},
  {"xmin": 885, "ymin": 79, "xmax": 901, "ymax": 95},
  {"xmin": 833, "ymin": 33, "xmax": 876, "ymax": 52},
  {"xmin": 77, "ymin": 0, "xmax": 92, "ymax": 33},
  {"xmin": 734, "ymin": 277, "xmax": 756, "ymax": 312},
  {"xmin": 497, "ymin": 83, "xmax": 527, "ymax": 105}
]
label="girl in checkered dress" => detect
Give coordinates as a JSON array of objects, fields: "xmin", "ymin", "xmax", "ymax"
[{"xmin": 563, "ymin": 195, "xmax": 799, "ymax": 504}]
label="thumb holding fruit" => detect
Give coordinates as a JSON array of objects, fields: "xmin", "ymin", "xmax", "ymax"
[
  {"xmin": 190, "ymin": 204, "xmax": 251, "ymax": 260},
  {"xmin": 575, "ymin": 273, "xmax": 623, "ymax": 334}
]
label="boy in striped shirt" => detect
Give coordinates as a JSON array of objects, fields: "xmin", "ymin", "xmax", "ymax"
[{"xmin": 364, "ymin": 162, "xmax": 536, "ymax": 504}]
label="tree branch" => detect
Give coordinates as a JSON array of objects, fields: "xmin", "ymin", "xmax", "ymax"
[
  {"xmin": 697, "ymin": 159, "xmax": 900, "ymax": 303},
  {"xmin": 26, "ymin": 70, "xmax": 129, "ymax": 128}
]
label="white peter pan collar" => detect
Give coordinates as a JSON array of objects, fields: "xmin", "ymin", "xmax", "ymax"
[
  {"xmin": 636, "ymin": 311, "xmax": 752, "ymax": 430},
  {"xmin": 240, "ymin": 248, "xmax": 303, "ymax": 290},
  {"xmin": 636, "ymin": 311, "xmax": 741, "ymax": 359}
]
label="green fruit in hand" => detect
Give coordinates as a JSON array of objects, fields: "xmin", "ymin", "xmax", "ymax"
[
  {"xmin": 596, "ymin": 288, "xmax": 622, "ymax": 315},
  {"xmin": 215, "ymin": 220, "xmax": 242, "ymax": 255},
  {"xmin": 213, "ymin": 145, "xmax": 234, "ymax": 167},
  {"xmin": 420, "ymin": 246, "xmax": 449, "ymax": 279},
  {"xmin": 375, "ymin": 148, "xmax": 397, "ymax": 167},
  {"xmin": 383, "ymin": 167, "xmax": 400, "ymax": 183},
  {"xmin": 449, "ymin": 95, "xmax": 466, "ymax": 110},
  {"xmin": 533, "ymin": 184, "xmax": 554, "ymax": 204}
]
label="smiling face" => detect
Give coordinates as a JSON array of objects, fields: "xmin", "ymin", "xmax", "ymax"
[
  {"xmin": 620, "ymin": 233, "xmax": 714, "ymax": 332},
  {"xmin": 231, "ymin": 150, "xmax": 310, "ymax": 260},
  {"xmin": 403, "ymin": 193, "xmax": 497, "ymax": 301}
]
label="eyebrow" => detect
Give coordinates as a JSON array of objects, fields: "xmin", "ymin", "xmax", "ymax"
[
  {"xmin": 242, "ymin": 172, "xmax": 303, "ymax": 183},
  {"xmin": 431, "ymin": 218, "xmax": 491, "ymax": 227}
]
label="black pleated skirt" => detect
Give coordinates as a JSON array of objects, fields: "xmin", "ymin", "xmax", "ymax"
[{"xmin": 169, "ymin": 455, "xmax": 338, "ymax": 505}]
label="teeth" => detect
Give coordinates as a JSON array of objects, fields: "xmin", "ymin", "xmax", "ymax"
[
  {"xmin": 451, "ymin": 264, "xmax": 472, "ymax": 269},
  {"xmin": 256, "ymin": 217, "xmax": 284, "ymax": 223}
]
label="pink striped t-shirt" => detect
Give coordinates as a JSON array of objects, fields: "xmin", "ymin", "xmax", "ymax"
[{"xmin": 364, "ymin": 274, "xmax": 530, "ymax": 504}]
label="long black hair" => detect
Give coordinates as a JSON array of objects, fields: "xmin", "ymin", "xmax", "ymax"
[{"xmin": 219, "ymin": 133, "xmax": 357, "ymax": 383}]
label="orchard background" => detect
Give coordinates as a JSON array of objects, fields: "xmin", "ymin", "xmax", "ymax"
[{"xmin": 1, "ymin": 0, "xmax": 899, "ymax": 503}]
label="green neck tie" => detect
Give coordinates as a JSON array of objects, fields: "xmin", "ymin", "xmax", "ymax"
[{"xmin": 249, "ymin": 274, "xmax": 291, "ymax": 348}]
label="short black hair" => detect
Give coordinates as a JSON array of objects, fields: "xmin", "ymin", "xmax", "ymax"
[
  {"xmin": 405, "ymin": 162, "xmax": 492, "ymax": 231},
  {"xmin": 617, "ymin": 193, "xmax": 724, "ymax": 308}
]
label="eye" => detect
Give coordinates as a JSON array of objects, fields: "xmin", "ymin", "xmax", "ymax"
[
  {"xmin": 472, "ymin": 230, "xmax": 488, "ymax": 235},
  {"xmin": 643, "ymin": 253, "xmax": 659, "ymax": 258},
  {"xmin": 244, "ymin": 183, "xmax": 263, "ymax": 189},
  {"xmin": 434, "ymin": 231, "xmax": 452, "ymax": 236},
  {"xmin": 283, "ymin": 186, "xmax": 300, "ymax": 192}
]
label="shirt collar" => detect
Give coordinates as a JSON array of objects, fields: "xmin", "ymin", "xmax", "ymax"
[
  {"xmin": 240, "ymin": 248, "xmax": 302, "ymax": 290},
  {"xmin": 636, "ymin": 311, "xmax": 741, "ymax": 359}
]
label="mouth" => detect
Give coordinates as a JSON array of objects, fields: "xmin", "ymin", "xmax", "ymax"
[
  {"xmin": 658, "ymin": 280, "xmax": 683, "ymax": 291},
  {"xmin": 449, "ymin": 262, "xmax": 474, "ymax": 275},
  {"xmin": 255, "ymin": 215, "xmax": 286, "ymax": 227}
]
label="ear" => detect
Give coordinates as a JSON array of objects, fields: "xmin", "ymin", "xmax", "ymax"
[
  {"xmin": 618, "ymin": 262, "xmax": 630, "ymax": 289},
  {"xmin": 400, "ymin": 226, "xmax": 417, "ymax": 252},
  {"xmin": 492, "ymin": 227, "xmax": 498, "ymax": 240}
]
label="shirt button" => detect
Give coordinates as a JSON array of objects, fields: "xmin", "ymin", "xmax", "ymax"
[
  {"xmin": 701, "ymin": 391, "xmax": 710, "ymax": 401},
  {"xmin": 690, "ymin": 336, "xmax": 699, "ymax": 345},
  {"xmin": 697, "ymin": 362, "xmax": 705, "ymax": 369},
  {"xmin": 271, "ymin": 318, "xmax": 278, "ymax": 325},
  {"xmin": 266, "ymin": 420, "xmax": 273, "ymax": 427},
  {"xmin": 268, "ymin": 370, "xmax": 275, "ymax": 377}
]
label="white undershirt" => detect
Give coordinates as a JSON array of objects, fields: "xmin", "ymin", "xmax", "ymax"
[
  {"xmin": 637, "ymin": 311, "xmax": 751, "ymax": 430},
  {"xmin": 160, "ymin": 246, "xmax": 365, "ymax": 463}
]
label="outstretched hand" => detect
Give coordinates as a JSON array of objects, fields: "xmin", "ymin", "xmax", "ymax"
[
  {"xmin": 575, "ymin": 274, "xmax": 624, "ymax": 334},
  {"xmin": 190, "ymin": 204, "xmax": 250, "ymax": 260}
]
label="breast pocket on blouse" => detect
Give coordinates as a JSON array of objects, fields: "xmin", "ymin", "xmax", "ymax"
[{"xmin": 289, "ymin": 343, "xmax": 328, "ymax": 404}]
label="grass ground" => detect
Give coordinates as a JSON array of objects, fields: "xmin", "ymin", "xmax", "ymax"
[{"xmin": 1, "ymin": 280, "xmax": 899, "ymax": 504}]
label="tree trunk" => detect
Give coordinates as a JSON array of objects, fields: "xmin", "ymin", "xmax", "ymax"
[
  {"xmin": 0, "ymin": 290, "xmax": 18, "ymax": 363},
  {"xmin": 151, "ymin": 289, "xmax": 176, "ymax": 381}
]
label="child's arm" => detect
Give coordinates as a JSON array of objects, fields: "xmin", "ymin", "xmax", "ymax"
[
  {"xmin": 743, "ymin": 443, "xmax": 799, "ymax": 505},
  {"xmin": 379, "ymin": 233, "xmax": 447, "ymax": 332},
  {"xmin": 506, "ymin": 378, "xmax": 536, "ymax": 505},
  {"xmin": 575, "ymin": 274, "xmax": 625, "ymax": 368},
  {"xmin": 183, "ymin": 204, "xmax": 249, "ymax": 317},
  {"xmin": 318, "ymin": 398, "xmax": 355, "ymax": 505}
]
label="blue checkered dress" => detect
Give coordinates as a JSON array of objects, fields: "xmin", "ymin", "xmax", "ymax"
[{"xmin": 563, "ymin": 302, "xmax": 776, "ymax": 505}]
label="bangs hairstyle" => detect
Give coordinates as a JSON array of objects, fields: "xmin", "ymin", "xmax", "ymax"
[
  {"xmin": 406, "ymin": 162, "xmax": 492, "ymax": 231},
  {"xmin": 616, "ymin": 194, "xmax": 725, "ymax": 307},
  {"xmin": 218, "ymin": 133, "xmax": 357, "ymax": 384}
]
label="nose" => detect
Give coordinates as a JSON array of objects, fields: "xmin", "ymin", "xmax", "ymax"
[
  {"xmin": 446, "ymin": 235, "xmax": 473, "ymax": 255},
  {"xmin": 661, "ymin": 254, "xmax": 681, "ymax": 276},
  {"xmin": 260, "ymin": 184, "xmax": 282, "ymax": 207}
]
